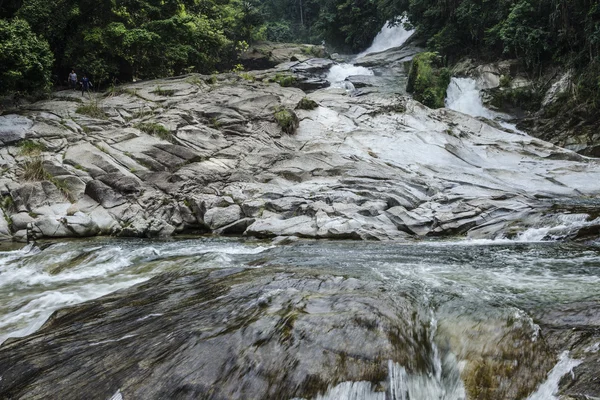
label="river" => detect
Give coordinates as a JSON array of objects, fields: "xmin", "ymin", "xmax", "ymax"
[{"xmin": 1, "ymin": 237, "xmax": 598, "ymax": 398}]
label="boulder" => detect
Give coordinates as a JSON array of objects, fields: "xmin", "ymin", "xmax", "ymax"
[{"xmin": 203, "ymin": 204, "xmax": 243, "ymax": 230}]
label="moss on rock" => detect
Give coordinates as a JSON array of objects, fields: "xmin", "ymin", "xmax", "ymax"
[
  {"xmin": 296, "ymin": 97, "xmax": 318, "ymax": 110},
  {"xmin": 274, "ymin": 107, "xmax": 299, "ymax": 134}
]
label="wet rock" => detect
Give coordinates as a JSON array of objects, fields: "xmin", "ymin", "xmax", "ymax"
[
  {"xmin": 0, "ymin": 268, "xmax": 427, "ymax": 399},
  {"xmin": 241, "ymin": 43, "xmax": 328, "ymax": 70},
  {"xmin": 354, "ymin": 43, "xmax": 422, "ymax": 68},
  {"xmin": 531, "ymin": 301, "xmax": 600, "ymax": 398}
]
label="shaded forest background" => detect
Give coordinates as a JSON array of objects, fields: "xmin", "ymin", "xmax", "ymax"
[{"xmin": 1, "ymin": 0, "xmax": 600, "ymax": 109}]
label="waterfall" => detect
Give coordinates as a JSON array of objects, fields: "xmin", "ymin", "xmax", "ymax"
[
  {"xmin": 326, "ymin": 18, "xmax": 414, "ymax": 88},
  {"xmin": 445, "ymin": 78, "xmax": 493, "ymax": 118},
  {"xmin": 315, "ymin": 314, "xmax": 466, "ymax": 400},
  {"xmin": 445, "ymin": 77, "xmax": 525, "ymax": 134},
  {"xmin": 357, "ymin": 19, "xmax": 415, "ymax": 58}
]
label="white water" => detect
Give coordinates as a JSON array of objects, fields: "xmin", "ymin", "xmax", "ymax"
[
  {"xmin": 0, "ymin": 239, "xmax": 273, "ymax": 344},
  {"xmin": 446, "ymin": 77, "xmax": 525, "ymax": 134},
  {"xmin": 326, "ymin": 64, "xmax": 374, "ymax": 88},
  {"xmin": 527, "ymin": 351, "xmax": 582, "ymax": 400},
  {"xmin": 357, "ymin": 19, "xmax": 414, "ymax": 58},
  {"xmin": 326, "ymin": 18, "xmax": 414, "ymax": 88},
  {"xmin": 317, "ymin": 314, "xmax": 466, "ymax": 400}
]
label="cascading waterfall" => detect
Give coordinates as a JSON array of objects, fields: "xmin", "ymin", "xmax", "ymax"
[
  {"xmin": 357, "ymin": 19, "xmax": 414, "ymax": 58},
  {"xmin": 445, "ymin": 77, "xmax": 493, "ymax": 119},
  {"xmin": 326, "ymin": 64, "xmax": 374, "ymax": 89},
  {"xmin": 445, "ymin": 77, "xmax": 525, "ymax": 134},
  {"xmin": 315, "ymin": 314, "xmax": 467, "ymax": 400},
  {"xmin": 326, "ymin": 18, "xmax": 414, "ymax": 88}
]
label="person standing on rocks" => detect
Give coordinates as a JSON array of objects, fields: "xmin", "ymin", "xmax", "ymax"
[
  {"xmin": 68, "ymin": 70, "xmax": 77, "ymax": 90},
  {"xmin": 81, "ymin": 75, "xmax": 92, "ymax": 96}
]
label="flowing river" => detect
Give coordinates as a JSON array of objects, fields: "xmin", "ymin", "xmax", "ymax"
[{"xmin": 1, "ymin": 237, "xmax": 599, "ymax": 398}]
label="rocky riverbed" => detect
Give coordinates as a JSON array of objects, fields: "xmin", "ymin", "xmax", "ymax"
[{"xmin": 0, "ymin": 41, "xmax": 599, "ymax": 243}]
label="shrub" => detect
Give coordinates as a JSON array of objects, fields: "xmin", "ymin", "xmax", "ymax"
[
  {"xmin": 135, "ymin": 122, "xmax": 172, "ymax": 142},
  {"xmin": 23, "ymin": 157, "xmax": 51, "ymax": 181},
  {"xmin": 151, "ymin": 85, "xmax": 176, "ymax": 96},
  {"xmin": 0, "ymin": 18, "xmax": 53, "ymax": 95},
  {"xmin": 406, "ymin": 52, "xmax": 451, "ymax": 109},
  {"xmin": 296, "ymin": 97, "xmax": 318, "ymax": 110},
  {"xmin": 18, "ymin": 140, "xmax": 46, "ymax": 156},
  {"xmin": 270, "ymin": 73, "xmax": 296, "ymax": 87},
  {"xmin": 76, "ymin": 102, "xmax": 108, "ymax": 119},
  {"xmin": 274, "ymin": 107, "xmax": 299, "ymax": 134}
]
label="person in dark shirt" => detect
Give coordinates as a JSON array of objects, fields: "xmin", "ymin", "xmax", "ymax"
[{"xmin": 81, "ymin": 75, "xmax": 92, "ymax": 96}]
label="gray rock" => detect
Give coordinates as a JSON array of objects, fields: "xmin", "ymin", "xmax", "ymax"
[
  {"xmin": 204, "ymin": 204, "xmax": 243, "ymax": 229},
  {"xmin": 11, "ymin": 212, "xmax": 34, "ymax": 231},
  {"xmin": 0, "ymin": 267, "xmax": 554, "ymax": 400},
  {"xmin": 84, "ymin": 180, "xmax": 127, "ymax": 209},
  {"xmin": 0, "ymin": 115, "xmax": 32, "ymax": 145}
]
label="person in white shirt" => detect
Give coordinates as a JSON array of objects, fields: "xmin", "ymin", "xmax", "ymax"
[{"xmin": 68, "ymin": 70, "xmax": 77, "ymax": 90}]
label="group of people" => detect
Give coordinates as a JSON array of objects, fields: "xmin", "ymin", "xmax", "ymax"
[{"xmin": 68, "ymin": 70, "xmax": 92, "ymax": 95}]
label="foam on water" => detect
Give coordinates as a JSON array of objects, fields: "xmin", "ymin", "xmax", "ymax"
[
  {"xmin": 527, "ymin": 351, "xmax": 582, "ymax": 400},
  {"xmin": 325, "ymin": 18, "xmax": 413, "ymax": 88},
  {"xmin": 314, "ymin": 381, "xmax": 385, "ymax": 400}
]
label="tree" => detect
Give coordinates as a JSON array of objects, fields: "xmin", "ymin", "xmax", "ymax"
[{"xmin": 0, "ymin": 18, "xmax": 53, "ymax": 94}]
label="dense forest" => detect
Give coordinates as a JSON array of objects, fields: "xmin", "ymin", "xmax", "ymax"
[{"xmin": 1, "ymin": 0, "xmax": 600, "ymax": 108}]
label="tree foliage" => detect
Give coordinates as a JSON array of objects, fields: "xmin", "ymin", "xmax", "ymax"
[
  {"xmin": 0, "ymin": 18, "xmax": 53, "ymax": 94},
  {"xmin": 0, "ymin": 0, "xmax": 263, "ymax": 94},
  {"xmin": 380, "ymin": 0, "xmax": 600, "ymax": 107}
]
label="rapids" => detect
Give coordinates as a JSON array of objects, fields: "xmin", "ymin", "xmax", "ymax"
[{"xmin": 1, "ymin": 238, "xmax": 598, "ymax": 398}]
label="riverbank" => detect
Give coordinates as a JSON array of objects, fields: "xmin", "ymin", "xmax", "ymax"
[{"xmin": 0, "ymin": 40, "xmax": 599, "ymax": 244}]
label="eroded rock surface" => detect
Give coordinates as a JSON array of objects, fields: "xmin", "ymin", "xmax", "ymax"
[{"xmin": 0, "ymin": 52, "xmax": 599, "ymax": 242}]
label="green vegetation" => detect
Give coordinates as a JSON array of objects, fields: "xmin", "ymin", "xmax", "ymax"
[
  {"xmin": 406, "ymin": 52, "xmax": 450, "ymax": 109},
  {"xmin": 385, "ymin": 0, "xmax": 600, "ymax": 113},
  {"xmin": 259, "ymin": 0, "xmax": 383, "ymax": 52},
  {"xmin": 239, "ymin": 72, "xmax": 255, "ymax": 82},
  {"xmin": 76, "ymin": 102, "xmax": 107, "ymax": 119},
  {"xmin": 1, "ymin": 0, "xmax": 264, "ymax": 96},
  {"xmin": 270, "ymin": 73, "xmax": 296, "ymax": 87},
  {"xmin": 151, "ymin": 86, "xmax": 176, "ymax": 97},
  {"xmin": 22, "ymin": 157, "xmax": 51, "ymax": 181},
  {"xmin": 274, "ymin": 107, "xmax": 299, "ymax": 134},
  {"xmin": 135, "ymin": 122, "xmax": 173, "ymax": 142},
  {"xmin": 488, "ymin": 86, "xmax": 542, "ymax": 112},
  {"xmin": 1, "ymin": 195, "xmax": 14, "ymax": 212},
  {"xmin": 296, "ymin": 97, "xmax": 318, "ymax": 110},
  {"xmin": 0, "ymin": 18, "xmax": 53, "ymax": 95},
  {"xmin": 18, "ymin": 140, "xmax": 46, "ymax": 156}
]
